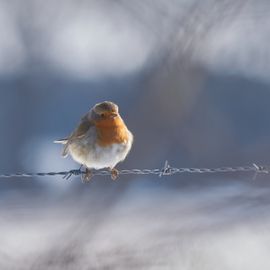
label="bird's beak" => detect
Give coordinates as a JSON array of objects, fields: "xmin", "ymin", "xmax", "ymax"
[{"xmin": 110, "ymin": 112, "xmax": 118, "ymax": 118}]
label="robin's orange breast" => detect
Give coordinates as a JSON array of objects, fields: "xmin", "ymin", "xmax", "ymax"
[{"xmin": 95, "ymin": 116, "xmax": 130, "ymax": 147}]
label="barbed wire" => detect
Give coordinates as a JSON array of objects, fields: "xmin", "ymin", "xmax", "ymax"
[{"xmin": 0, "ymin": 161, "xmax": 268, "ymax": 181}]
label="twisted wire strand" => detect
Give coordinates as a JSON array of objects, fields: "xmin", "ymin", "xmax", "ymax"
[{"xmin": 0, "ymin": 162, "xmax": 268, "ymax": 180}]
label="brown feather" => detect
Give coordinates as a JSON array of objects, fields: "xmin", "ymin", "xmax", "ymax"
[
  {"xmin": 62, "ymin": 114, "xmax": 93, "ymax": 157},
  {"xmin": 69, "ymin": 115, "xmax": 93, "ymax": 140}
]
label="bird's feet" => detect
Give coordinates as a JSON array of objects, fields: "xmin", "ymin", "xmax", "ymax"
[
  {"xmin": 81, "ymin": 168, "xmax": 93, "ymax": 183},
  {"xmin": 110, "ymin": 168, "xmax": 119, "ymax": 180}
]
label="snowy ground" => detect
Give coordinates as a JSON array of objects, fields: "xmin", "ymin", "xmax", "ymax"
[{"xmin": 1, "ymin": 176, "xmax": 270, "ymax": 270}]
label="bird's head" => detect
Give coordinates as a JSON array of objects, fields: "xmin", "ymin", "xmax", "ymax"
[{"xmin": 90, "ymin": 101, "xmax": 120, "ymax": 123}]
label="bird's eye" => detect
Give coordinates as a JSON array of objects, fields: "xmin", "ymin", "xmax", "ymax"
[{"xmin": 100, "ymin": 113, "xmax": 105, "ymax": 117}]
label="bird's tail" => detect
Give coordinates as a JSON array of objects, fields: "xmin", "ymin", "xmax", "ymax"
[
  {"xmin": 54, "ymin": 138, "xmax": 69, "ymax": 157},
  {"xmin": 54, "ymin": 138, "xmax": 68, "ymax": 144}
]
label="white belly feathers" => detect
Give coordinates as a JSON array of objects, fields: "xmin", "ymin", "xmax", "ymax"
[{"xmin": 67, "ymin": 126, "xmax": 132, "ymax": 169}]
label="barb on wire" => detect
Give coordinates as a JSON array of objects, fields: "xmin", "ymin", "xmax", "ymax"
[
  {"xmin": 252, "ymin": 163, "xmax": 269, "ymax": 180},
  {"xmin": 159, "ymin": 160, "xmax": 173, "ymax": 177},
  {"xmin": 0, "ymin": 161, "xmax": 269, "ymax": 181}
]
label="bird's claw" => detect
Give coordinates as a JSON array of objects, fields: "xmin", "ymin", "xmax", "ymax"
[
  {"xmin": 81, "ymin": 168, "xmax": 93, "ymax": 183},
  {"xmin": 110, "ymin": 168, "xmax": 119, "ymax": 180}
]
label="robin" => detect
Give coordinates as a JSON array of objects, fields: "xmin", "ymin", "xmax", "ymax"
[{"xmin": 54, "ymin": 101, "xmax": 133, "ymax": 182}]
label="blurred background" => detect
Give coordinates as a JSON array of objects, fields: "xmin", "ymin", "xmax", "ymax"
[{"xmin": 1, "ymin": 0, "xmax": 270, "ymax": 269}]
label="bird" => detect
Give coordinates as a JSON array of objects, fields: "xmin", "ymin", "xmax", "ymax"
[{"xmin": 54, "ymin": 101, "xmax": 133, "ymax": 182}]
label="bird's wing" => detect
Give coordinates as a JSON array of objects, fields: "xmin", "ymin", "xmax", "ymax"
[
  {"xmin": 58, "ymin": 114, "xmax": 94, "ymax": 157},
  {"xmin": 68, "ymin": 114, "xmax": 93, "ymax": 141}
]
